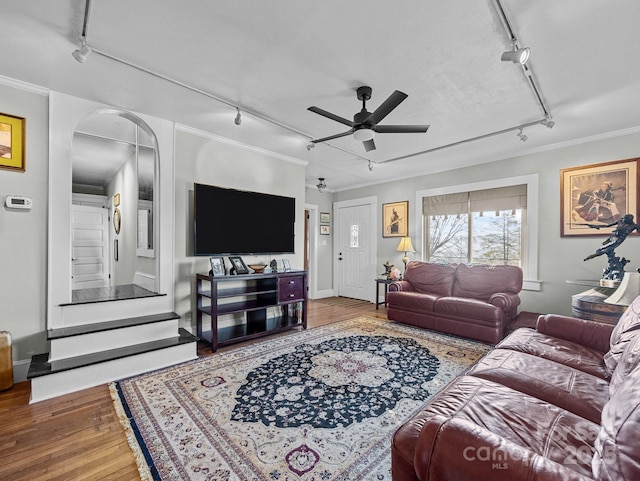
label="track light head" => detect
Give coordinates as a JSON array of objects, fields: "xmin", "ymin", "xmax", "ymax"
[
  {"xmin": 517, "ymin": 128, "xmax": 528, "ymax": 142},
  {"xmin": 72, "ymin": 40, "xmax": 92, "ymax": 63},
  {"xmin": 368, "ymin": 160, "xmax": 374, "ymax": 171},
  {"xmin": 234, "ymin": 108, "xmax": 242, "ymax": 126},
  {"xmin": 316, "ymin": 177, "xmax": 327, "ymax": 193},
  {"xmin": 541, "ymin": 118, "xmax": 555, "ymax": 129},
  {"xmin": 307, "ymin": 142, "xmax": 316, "ymax": 151},
  {"xmin": 501, "ymin": 46, "xmax": 530, "ymax": 65}
]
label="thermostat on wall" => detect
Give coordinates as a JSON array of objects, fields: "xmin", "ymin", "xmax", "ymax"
[{"xmin": 5, "ymin": 195, "xmax": 32, "ymax": 210}]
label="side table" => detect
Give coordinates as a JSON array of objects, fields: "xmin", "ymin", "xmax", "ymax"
[{"xmin": 375, "ymin": 278, "xmax": 394, "ymax": 309}]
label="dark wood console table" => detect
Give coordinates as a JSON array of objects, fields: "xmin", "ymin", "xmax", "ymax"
[
  {"xmin": 196, "ymin": 270, "xmax": 307, "ymax": 352},
  {"xmin": 567, "ymin": 280, "xmax": 625, "ymax": 325}
]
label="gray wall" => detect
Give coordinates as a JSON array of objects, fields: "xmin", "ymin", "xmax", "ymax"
[
  {"xmin": 172, "ymin": 128, "xmax": 306, "ymax": 332},
  {"xmin": 305, "ymin": 186, "xmax": 334, "ymax": 293},
  {"xmin": 333, "ymin": 132, "xmax": 640, "ymax": 316},
  {"xmin": 0, "ymin": 82, "xmax": 49, "ymax": 362}
]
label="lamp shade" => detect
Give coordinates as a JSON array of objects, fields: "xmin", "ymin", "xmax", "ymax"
[{"xmin": 396, "ymin": 237, "xmax": 415, "ymax": 253}]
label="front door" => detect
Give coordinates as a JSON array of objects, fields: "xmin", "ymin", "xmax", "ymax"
[{"xmin": 334, "ymin": 198, "xmax": 376, "ymax": 301}]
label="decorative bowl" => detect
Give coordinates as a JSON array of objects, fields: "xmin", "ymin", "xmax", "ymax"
[{"xmin": 248, "ymin": 264, "xmax": 267, "ymax": 273}]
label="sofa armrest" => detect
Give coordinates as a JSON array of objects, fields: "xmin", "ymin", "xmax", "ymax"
[
  {"xmin": 488, "ymin": 292, "xmax": 521, "ymax": 312},
  {"xmin": 415, "ymin": 417, "xmax": 592, "ymax": 481},
  {"xmin": 389, "ymin": 280, "xmax": 415, "ymax": 292},
  {"xmin": 536, "ymin": 314, "xmax": 614, "ymax": 353}
]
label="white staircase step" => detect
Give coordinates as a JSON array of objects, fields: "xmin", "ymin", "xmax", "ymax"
[{"xmin": 28, "ymin": 328, "xmax": 197, "ymax": 403}]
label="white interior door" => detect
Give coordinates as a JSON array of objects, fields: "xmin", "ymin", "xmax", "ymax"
[
  {"xmin": 334, "ymin": 197, "xmax": 377, "ymax": 301},
  {"xmin": 71, "ymin": 205, "xmax": 110, "ymax": 290}
]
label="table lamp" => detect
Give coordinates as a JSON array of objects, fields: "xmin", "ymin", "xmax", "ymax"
[{"xmin": 396, "ymin": 237, "xmax": 415, "ymax": 267}]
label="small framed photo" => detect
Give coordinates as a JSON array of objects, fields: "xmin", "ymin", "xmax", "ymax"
[
  {"xmin": 209, "ymin": 256, "xmax": 226, "ymax": 276},
  {"xmin": 320, "ymin": 224, "xmax": 330, "ymax": 235},
  {"xmin": 282, "ymin": 259, "xmax": 291, "ymax": 272},
  {"xmin": 320, "ymin": 212, "xmax": 331, "ymax": 223},
  {"xmin": 382, "ymin": 201, "xmax": 409, "ymax": 237},
  {"xmin": 0, "ymin": 112, "xmax": 26, "ymax": 172},
  {"xmin": 228, "ymin": 256, "xmax": 249, "ymax": 275}
]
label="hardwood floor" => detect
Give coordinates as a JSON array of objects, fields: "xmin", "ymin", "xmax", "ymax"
[{"xmin": 0, "ymin": 298, "xmax": 385, "ymax": 481}]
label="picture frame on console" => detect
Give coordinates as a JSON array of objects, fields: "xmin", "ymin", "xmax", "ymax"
[
  {"xmin": 209, "ymin": 256, "xmax": 226, "ymax": 276},
  {"xmin": 228, "ymin": 256, "xmax": 249, "ymax": 275},
  {"xmin": 282, "ymin": 259, "xmax": 291, "ymax": 272},
  {"xmin": 560, "ymin": 158, "xmax": 639, "ymax": 237}
]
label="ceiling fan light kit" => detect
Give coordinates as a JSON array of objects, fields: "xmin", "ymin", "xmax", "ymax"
[{"xmin": 307, "ymin": 85, "xmax": 429, "ymax": 152}]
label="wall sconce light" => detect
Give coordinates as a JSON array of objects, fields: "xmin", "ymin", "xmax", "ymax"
[
  {"xmin": 316, "ymin": 178, "xmax": 327, "ymax": 193},
  {"xmin": 396, "ymin": 236, "xmax": 415, "ymax": 267}
]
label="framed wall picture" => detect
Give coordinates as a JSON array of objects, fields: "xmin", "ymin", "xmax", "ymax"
[
  {"xmin": 113, "ymin": 193, "xmax": 121, "ymax": 207},
  {"xmin": 320, "ymin": 212, "xmax": 331, "ymax": 223},
  {"xmin": 560, "ymin": 158, "xmax": 639, "ymax": 236},
  {"xmin": 209, "ymin": 256, "xmax": 226, "ymax": 276},
  {"xmin": 0, "ymin": 113, "xmax": 26, "ymax": 172},
  {"xmin": 320, "ymin": 224, "xmax": 330, "ymax": 235},
  {"xmin": 228, "ymin": 256, "xmax": 249, "ymax": 275},
  {"xmin": 382, "ymin": 201, "xmax": 408, "ymax": 237}
]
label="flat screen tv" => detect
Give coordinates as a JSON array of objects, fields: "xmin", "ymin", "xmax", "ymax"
[{"xmin": 194, "ymin": 183, "xmax": 296, "ymax": 256}]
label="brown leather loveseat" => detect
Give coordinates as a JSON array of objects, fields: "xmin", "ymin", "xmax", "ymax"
[
  {"xmin": 387, "ymin": 261, "xmax": 523, "ymax": 343},
  {"xmin": 391, "ymin": 296, "xmax": 640, "ymax": 481}
]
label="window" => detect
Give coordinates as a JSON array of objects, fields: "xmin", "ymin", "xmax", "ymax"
[{"xmin": 424, "ymin": 185, "xmax": 526, "ymax": 267}]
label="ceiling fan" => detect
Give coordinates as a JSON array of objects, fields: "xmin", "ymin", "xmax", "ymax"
[{"xmin": 307, "ymin": 86, "xmax": 429, "ymax": 152}]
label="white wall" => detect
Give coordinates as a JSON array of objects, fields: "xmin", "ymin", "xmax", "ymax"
[
  {"xmin": 173, "ymin": 127, "xmax": 306, "ymax": 331},
  {"xmin": 334, "ymin": 131, "xmax": 640, "ymax": 316}
]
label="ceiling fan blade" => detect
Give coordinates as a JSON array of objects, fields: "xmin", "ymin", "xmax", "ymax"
[
  {"xmin": 373, "ymin": 125, "xmax": 430, "ymax": 134},
  {"xmin": 363, "ymin": 139, "xmax": 376, "ymax": 152},
  {"xmin": 311, "ymin": 130, "xmax": 354, "ymax": 144},
  {"xmin": 308, "ymin": 106, "xmax": 355, "ymax": 127},
  {"xmin": 365, "ymin": 90, "xmax": 408, "ymax": 125}
]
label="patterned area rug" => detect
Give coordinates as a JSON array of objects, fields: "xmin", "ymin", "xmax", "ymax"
[{"xmin": 111, "ymin": 316, "xmax": 491, "ymax": 481}]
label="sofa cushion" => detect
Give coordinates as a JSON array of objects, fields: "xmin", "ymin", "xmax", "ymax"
[
  {"xmin": 452, "ymin": 263, "xmax": 522, "ymax": 301},
  {"xmin": 603, "ymin": 295, "xmax": 640, "ymax": 375},
  {"xmin": 403, "ymin": 261, "xmax": 455, "ymax": 297},
  {"xmin": 393, "ymin": 376, "xmax": 598, "ymax": 481},
  {"xmin": 609, "ymin": 329, "xmax": 640, "ymax": 396},
  {"xmin": 387, "ymin": 291, "xmax": 441, "ymax": 313},
  {"xmin": 434, "ymin": 296, "xmax": 503, "ymax": 324},
  {"xmin": 592, "ymin": 360, "xmax": 640, "ymax": 481},
  {"xmin": 467, "ymin": 349, "xmax": 609, "ymax": 423},
  {"xmin": 496, "ymin": 328, "xmax": 610, "ymax": 379}
]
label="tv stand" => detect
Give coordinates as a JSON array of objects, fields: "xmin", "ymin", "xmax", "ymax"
[{"xmin": 196, "ymin": 271, "xmax": 307, "ymax": 352}]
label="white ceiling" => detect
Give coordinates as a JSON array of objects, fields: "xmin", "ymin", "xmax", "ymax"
[{"xmin": 3, "ymin": 0, "xmax": 640, "ymax": 192}]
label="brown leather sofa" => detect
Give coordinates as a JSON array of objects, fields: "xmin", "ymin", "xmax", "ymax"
[
  {"xmin": 387, "ymin": 261, "xmax": 523, "ymax": 343},
  {"xmin": 391, "ymin": 296, "xmax": 640, "ymax": 481}
]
